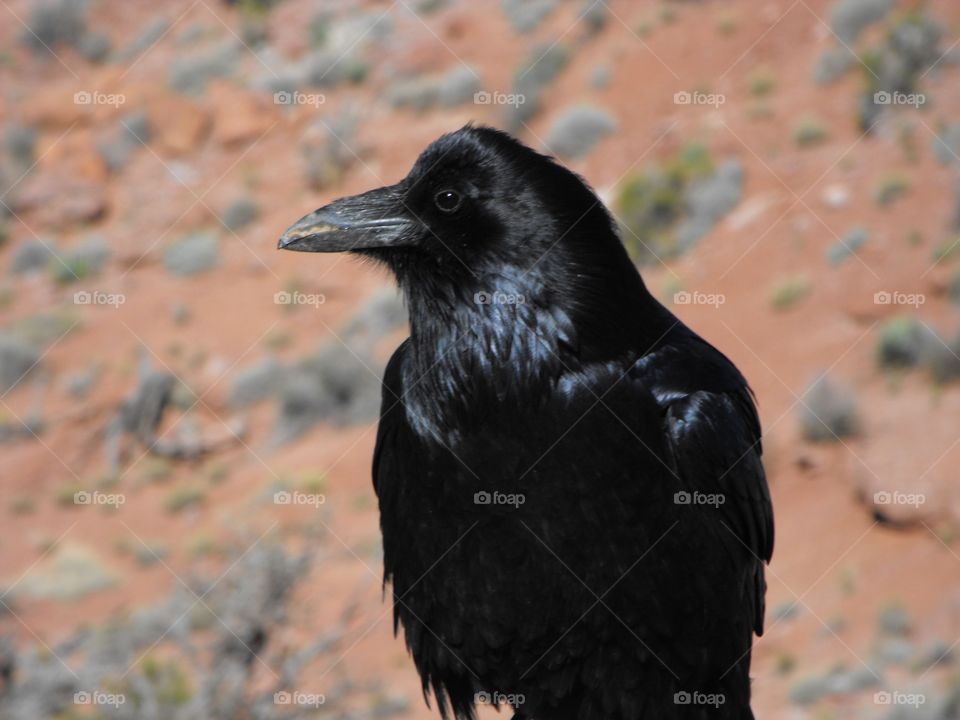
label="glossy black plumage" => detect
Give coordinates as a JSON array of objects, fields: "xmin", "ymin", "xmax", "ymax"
[{"xmin": 279, "ymin": 126, "xmax": 773, "ymax": 720}]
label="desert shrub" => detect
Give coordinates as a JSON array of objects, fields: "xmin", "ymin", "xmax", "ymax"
[
  {"xmin": 221, "ymin": 197, "xmax": 260, "ymax": 232},
  {"xmin": 20, "ymin": 0, "xmax": 87, "ymax": 53},
  {"xmin": 830, "ymin": 0, "xmax": 894, "ymax": 42},
  {"xmin": 674, "ymin": 160, "xmax": 743, "ymax": 250},
  {"xmin": 387, "ymin": 65, "xmax": 481, "ymax": 111},
  {"xmin": 302, "ymin": 48, "xmax": 368, "ymax": 88},
  {"xmin": 857, "ymin": 9, "xmax": 943, "ymax": 131},
  {"xmin": 827, "ymin": 226, "xmax": 869, "ymax": 265},
  {"xmin": 580, "ymin": 0, "xmax": 608, "ymax": 35},
  {"xmin": 793, "ymin": 116, "xmax": 829, "ymax": 147},
  {"xmin": 918, "ymin": 327, "xmax": 960, "ymax": 384},
  {"xmin": 504, "ymin": 41, "xmax": 571, "ymax": 130},
  {"xmin": 6, "ymin": 123, "xmax": 37, "ymax": 168},
  {"xmin": 878, "ymin": 604, "xmax": 911, "ymax": 635},
  {"xmin": 273, "ymin": 342, "xmax": 381, "ymax": 444},
  {"xmin": 873, "ymin": 174, "xmax": 909, "ymax": 206},
  {"xmin": 227, "ymin": 357, "xmax": 282, "ymax": 408},
  {"xmin": 0, "ymin": 334, "xmax": 40, "ymax": 393},
  {"xmin": 163, "ymin": 232, "xmax": 220, "ymax": 276},
  {"xmin": 813, "ymin": 47, "xmax": 855, "ymax": 85},
  {"xmin": 302, "ymin": 113, "xmax": 357, "ymax": 191},
  {"xmin": 933, "ymin": 122, "xmax": 960, "ymax": 166},
  {"xmin": 875, "ymin": 316, "xmax": 928, "ymax": 369},
  {"xmin": 502, "ymin": 0, "xmax": 556, "ymax": 34},
  {"xmin": 10, "ymin": 310, "xmax": 78, "ymax": 348},
  {"xmin": 0, "ymin": 542, "xmax": 394, "ymax": 720},
  {"xmin": 341, "ymin": 287, "xmax": 408, "ymax": 350},
  {"xmin": 10, "ymin": 239, "xmax": 55, "ymax": 275},
  {"xmin": 769, "ymin": 276, "xmax": 810, "ymax": 311},
  {"xmin": 168, "ymin": 41, "xmax": 239, "ymax": 95},
  {"xmin": 789, "ymin": 676, "xmax": 830, "ymax": 706},
  {"xmin": 308, "ymin": 12, "xmax": 331, "ymax": 47},
  {"xmin": 616, "ymin": 144, "xmax": 742, "ymax": 265},
  {"xmin": 115, "ymin": 17, "xmax": 170, "ymax": 63},
  {"xmin": 798, "ymin": 373, "xmax": 860, "ymax": 442},
  {"xmin": 747, "ymin": 67, "xmax": 776, "ymax": 97},
  {"xmin": 437, "ymin": 66, "xmax": 482, "ymax": 107},
  {"xmin": 165, "ymin": 487, "xmax": 205, "ymax": 513},
  {"xmin": 772, "ymin": 601, "xmax": 801, "ymax": 623},
  {"xmin": 949, "ymin": 271, "xmax": 960, "ymax": 306},
  {"xmin": 49, "ymin": 235, "xmax": 111, "ymax": 284},
  {"xmin": 77, "ymin": 30, "xmax": 111, "ymax": 62},
  {"xmin": 545, "ymin": 105, "xmax": 616, "ymax": 159},
  {"xmin": 98, "ymin": 112, "xmax": 151, "ymax": 173}
]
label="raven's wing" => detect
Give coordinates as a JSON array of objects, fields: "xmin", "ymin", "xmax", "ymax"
[
  {"xmin": 660, "ymin": 383, "xmax": 773, "ymax": 636},
  {"xmin": 635, "ymin": 333, "xmax": 773, "ymax": 637}
]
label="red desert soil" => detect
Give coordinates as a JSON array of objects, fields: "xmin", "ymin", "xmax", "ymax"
[{"xmin": 2, "ymin": 0, "xmax": 960, "ymax": 717}]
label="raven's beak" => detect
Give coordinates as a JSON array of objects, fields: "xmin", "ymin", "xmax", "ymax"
[{"xmin": 278, "ymin": 184, "xmax": 414, "ymax": 253}]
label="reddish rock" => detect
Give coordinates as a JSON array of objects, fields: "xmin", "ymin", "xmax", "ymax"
[
  {"xmin": 147, "ymin": 94, "xmax": 210, "ymax": 156},
  {"xmin": 21, "ymin": 83, "xmax": 92, "ymax": 130},
  {"xmin": 40, "ymin": 130, "xmax": 108, "ymax": 183},
  {"xmin": 208, "ymin": 81, "xmax": 277, "ymax": 146},
  {"xmin": 15, "ymin": 173, "xmax": 108, "ymax": 227}
]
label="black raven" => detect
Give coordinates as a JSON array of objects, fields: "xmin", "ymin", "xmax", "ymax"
[{"xmin": 278, "ymin": 126, "xmax": 773, "ymax": 720}]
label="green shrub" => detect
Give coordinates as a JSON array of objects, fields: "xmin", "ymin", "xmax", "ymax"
[
  {"xmin": 793, "ymin": 117, "xmax": 829, "ymax": 147},
  {"xmin": 747, "ymin": 67, "xmax": 776, "ymax": 97},
  {"xmin": 873, "ymin": 175, "xmax": 909, "ymax": 206},
  {"xmin": 769, "ymin": 276, "xmax": 810, "ymax": 311},
  {"xmin": 165, "ymin": 487, "xmax": 205, "ymax": 514},
  {"xmin": 615, "ymin": 143, "xmax": 717, "ymax": 264},
  {"xmin": 875, "ymin": 316, "xmax": 926, "ymax": 369}
]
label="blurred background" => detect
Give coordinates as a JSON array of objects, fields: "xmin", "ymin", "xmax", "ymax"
[{"xmin": 1, "ymin": 0, "xmax": 959, "ymax": 717}]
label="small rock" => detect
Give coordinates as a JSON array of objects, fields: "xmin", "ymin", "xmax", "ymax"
[
  {"xmin": 9, "ymin": 239, "xmax": 55, "ymax": 275},
  {"xmin": 0, "ymin": 334, "xmax": 41, "ymax": 393},
  {"xmin": 822, "ymin": 183, "xmax": 850, "ymax": 208},
  {"xmin": 221, "ymin": 197, "xmax": 260, "ymax": 232},
  {"xmin": 163, "ymin": 232, "xmax": 220, "ymax": 276}
]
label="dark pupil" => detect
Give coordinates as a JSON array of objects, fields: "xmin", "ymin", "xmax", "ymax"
[{"xmin": 436, "ymin": 191, "xmax": 459, "ymax": 211}]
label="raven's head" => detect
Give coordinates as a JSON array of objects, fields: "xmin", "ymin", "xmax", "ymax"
[{"xmin": 279, "ymin": 125, "xmax": 664, "ymax": 362}]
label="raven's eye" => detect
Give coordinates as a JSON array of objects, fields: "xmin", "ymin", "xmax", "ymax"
[{"xmin": 434, "ymin": 190, "xmax": 462, "ymax": 213}]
